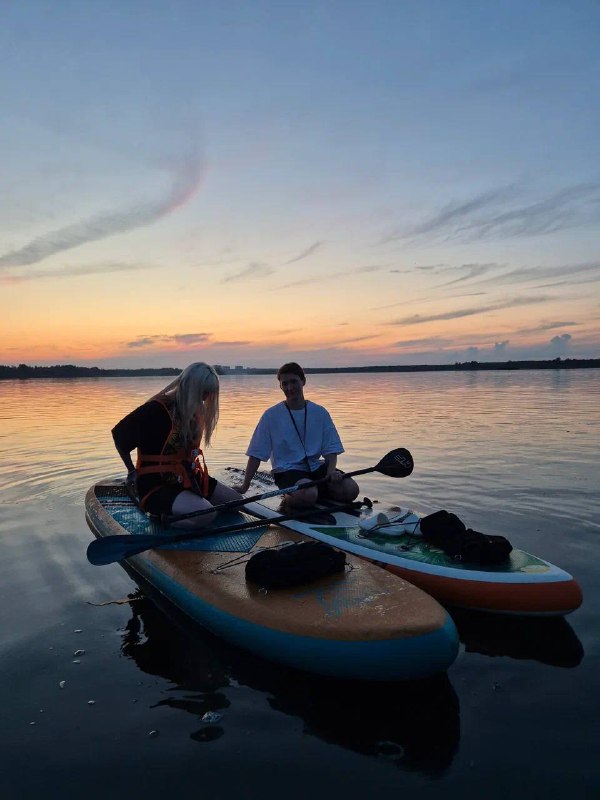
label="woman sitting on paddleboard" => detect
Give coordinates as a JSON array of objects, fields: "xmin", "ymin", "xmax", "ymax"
[
  {"xmin": 112, "ymin": 362, "xmax": 242, "ymax": 529},
  {"xmin": 233, "ymin": 362, "xmax": 360, "ymax": 510}
]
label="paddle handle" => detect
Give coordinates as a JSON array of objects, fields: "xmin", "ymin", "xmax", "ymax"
[{"xmin": 343, "ymin": 465, "xmax": 376, "ymax": 478}]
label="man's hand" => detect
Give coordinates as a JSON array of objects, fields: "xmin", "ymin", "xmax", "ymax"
[
  {"xmin": 326, "ymin": 467, "xmax": 343, "ymax": 484},
  {"xmin": 231, "ymin": 457, "xmax": 260, "ymax": 497}
]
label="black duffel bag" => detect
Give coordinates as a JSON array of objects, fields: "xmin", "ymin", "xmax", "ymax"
[
  {"xmin": 420, "ymin": 510, "xmax": 513, "ymax": 565},
  {"xmin": 245, "ymin": 541, "xmax": 347, "ymax": 589}
]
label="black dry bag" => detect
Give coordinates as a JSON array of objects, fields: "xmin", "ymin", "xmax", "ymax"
[
  {"xmin": 420, "ymin": 510, "xmax": 512, "ymax": 565},
  {"xmin": 245, "ymin": 541, "xmax": 347, "ymax": 589}
]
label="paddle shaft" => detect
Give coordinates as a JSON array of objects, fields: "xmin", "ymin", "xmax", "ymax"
[
  {"xmin": 165, "ymin": 464, "xmax": 377, "ymax": 524},
  {"xmin": 87, "ymin": 499, "xmax": 368, "ymax": 566}
]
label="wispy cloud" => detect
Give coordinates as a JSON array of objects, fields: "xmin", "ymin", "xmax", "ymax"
[
  {"xmin": 0, "ymin": 155, "xmax": 204, "ymax": 269},
  {"xmin": 171, "ymin": 333, "xmax": 213, "ymax": 346},
  {"xmin": 125, "ymin": 333, "xmax": 254, "ymax": 351},
  {"xmin": 384, "ymin": 183, "xmax": 600, "ymax": 244},
  {"xmin": 387, "ymin": 295, "xmax": 550, "ymax": 326},
  {"xmin": 382, "ymin": 187, "xmax": 514, "ymax": 244},
  {"xmin": 392, "ymin": 336, "xmax": 453, "ymax": 347},
  {"xmin": 517, "ymin": 320, "xmax": 577, "ymax": 334},
  {"xmin": 373, "ymin": 289, "xmax": 487, "ymax": 312},
  {"xmin": 0, "ymin": 261, "xmax": 159, "ymax": 284},
  {"xmin": 411, "ymin": 187, "xmax": 516, "ymax": 239},
  {"xmin": 334, "ymin": 334, "xmax": 381, "ymax": 345},
  {"xmin": 435, "ymin": 262, "xmax": 504, "ymax": 287},
  {"xmin": 127, "ymin": 337, "xmax": 159, "ymax": 349},
  {"xmin": 475, "ymin": 260, "xmax": 600, "ymax": 289},
  {"xmin": 221, "ymin": 262, "xmax": 275, "ymax": 283},
  {"xmin": 284, "ymin": 241, "xmax": 323, "ymax": 265},
  {"xmin": 279, "ymin": 264, "xmax": 382, "ymax": 290},
  {"xmin": 127, "ymin": 332, "xmax": 211, "ymax": 349},
  {"xmin": 389, "ymin": 263, "xmax": 447, "ymax": 274}
]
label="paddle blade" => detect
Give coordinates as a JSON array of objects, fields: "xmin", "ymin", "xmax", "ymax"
[
  {"xmin": 87, "ymin": 534, "xmax": 166, "ymax": 566},
  {"xmin": 376, "ymin": 447, "xmax": 414, "ymax": 477}
]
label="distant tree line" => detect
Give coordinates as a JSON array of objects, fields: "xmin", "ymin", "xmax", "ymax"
[
  {"xmin": 0, "ymin": 364, "xmax": 181, "ymax": 379},
  {"xmin": 295, "ymin": 357, "xmax": 600, "ymax": 375},
  {"xmin": 1, "ymin": 358, "xmax": 598, "ymax": 380}
]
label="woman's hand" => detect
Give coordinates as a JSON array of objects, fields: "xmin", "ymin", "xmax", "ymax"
[
  {"xmin": 126, "ymin": 468, "xmax": 137, "ymax": 489},
  {"xmin": 230, "ymin": 481, "xmax": 249, "ymax": 495}
]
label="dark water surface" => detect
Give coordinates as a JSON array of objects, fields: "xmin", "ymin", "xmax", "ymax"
[{"xmin": 1, "ymin": 372, "xmax": 598, "ymax": 799}]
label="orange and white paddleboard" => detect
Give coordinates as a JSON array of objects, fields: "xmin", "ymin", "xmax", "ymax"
[{"xmin": 244, "ymin": 499, "xmax": 583, "ymax": 617}]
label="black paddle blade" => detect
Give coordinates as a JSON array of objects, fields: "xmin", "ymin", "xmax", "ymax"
[
  {"xmin": 87, "ymin": 535, "xmax": 161, "ymax": 566},
  {"xmin": 376, "ymin": 447, "xmax": 414, "ymax": 477}
]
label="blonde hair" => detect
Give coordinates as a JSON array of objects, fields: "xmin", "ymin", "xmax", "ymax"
[{"xmin": 150, "ymin": 362, "xmax": 220, "ymax": 448}]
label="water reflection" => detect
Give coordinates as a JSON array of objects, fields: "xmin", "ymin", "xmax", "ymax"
[
  {"xmin": 450, "ymin": 608, "xmax": 584, "ymax": 668},
  {"xmin": 2, "ymin": 373, "xmax": 598, "ymax": 526},
  {"xmin": 119, "ymin": 579, "xmax": 460, "ymax": 776}
]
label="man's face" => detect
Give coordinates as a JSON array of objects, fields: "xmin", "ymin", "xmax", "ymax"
[{"xmin": 279, "ymin": 372, "xmax": 305, "ymax": 403}]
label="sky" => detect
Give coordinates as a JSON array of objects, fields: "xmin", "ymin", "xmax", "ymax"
[{"xmin": 1, "ymin": 0, "xmax": 599, "ymax": 369}]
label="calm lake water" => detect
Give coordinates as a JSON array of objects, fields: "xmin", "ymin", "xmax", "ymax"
[{"xmin": 1, "ymin": 371, "xmax": 599, "ymax": 799}]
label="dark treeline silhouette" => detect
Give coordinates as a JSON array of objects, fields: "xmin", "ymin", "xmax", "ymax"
[
  {"xmin": 0, "ymin": 364, "xmax": 180, "ymax": 379},
  {"xmin": 1, "ymin": 357, "xmax": 598, "ymax": 380},
  {"xmin": 297, "ymin": 357, "xmax": 600, "ymax": 374}
]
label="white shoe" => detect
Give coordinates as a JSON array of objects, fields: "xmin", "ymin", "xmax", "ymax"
[{"xmin": 358, "ymin": 509, "xmax": 421, "ymax": 536}]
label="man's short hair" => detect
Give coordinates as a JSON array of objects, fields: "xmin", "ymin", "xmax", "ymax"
[{"xmin": 277, "ymin": 362, "xmax": 305, "ymax": 382}]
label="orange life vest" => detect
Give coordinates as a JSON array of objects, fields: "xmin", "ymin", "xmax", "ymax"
[{"xmin": 135, "ymin": 397, "xmax": 209, "ymax": 509}]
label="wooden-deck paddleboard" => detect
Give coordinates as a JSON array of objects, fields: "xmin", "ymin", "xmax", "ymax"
[{"xmin": 85, "ymin": 481, "xmax": 459, "ymax": 681}]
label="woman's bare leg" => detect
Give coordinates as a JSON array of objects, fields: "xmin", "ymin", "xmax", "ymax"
[
  {"xmin": 169, "ymin": 482, "xmax": 244, "ymax": 529},
  {"xmin": 170, "ymin": 490, "xmax": 216, "ymax": 529}
]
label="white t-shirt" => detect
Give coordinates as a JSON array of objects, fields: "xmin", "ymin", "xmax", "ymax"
[{"xmin": 246, "ymin": 400, "xmax": 344, "ymax": 473}]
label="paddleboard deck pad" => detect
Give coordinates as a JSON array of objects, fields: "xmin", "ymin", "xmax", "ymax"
[
  {"xmin": 85, "ymin": 481, "xmax": 459, "ymax": 681},
  {"xmin": 243, "ymin": 497, "xmax": 582, "ymax": 616}
]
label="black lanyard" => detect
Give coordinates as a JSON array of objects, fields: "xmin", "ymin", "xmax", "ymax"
[{"xmin": 285, "ymin": 402, "xmax": 310, "ymax": 469}]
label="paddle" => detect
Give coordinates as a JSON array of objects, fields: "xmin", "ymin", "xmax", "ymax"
[
  {"xmin": 164, "ymin": 446, "xmax": 414, "ymax": 525},
  {"xmin": 87, "ymin": 499, "xmax": 370, "ymax": 567}
]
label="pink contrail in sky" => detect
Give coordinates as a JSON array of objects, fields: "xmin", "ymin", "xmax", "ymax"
[{"xmin": 0, "ymin": 154, "xmax": 205, "ymax": 269}]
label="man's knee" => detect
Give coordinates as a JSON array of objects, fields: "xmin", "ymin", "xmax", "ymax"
[
  {"xmin": 287, "ymin": 485, "xmax": 318, "ymax": 508},
  {"xmin": 328, "ymin": 477, "xmax": 359, "ymax": 503},
  {"xmin": 344, "ymin": 478, "xmax": 360, "ymax": 501}
]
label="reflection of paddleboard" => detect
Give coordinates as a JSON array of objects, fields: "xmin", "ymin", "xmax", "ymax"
[
  {"xmin": 450, "ymin": 608, "xmax": 584, "ymax": 668},
  {"xmin": 121, "ymin": 586, "xmax": 461, "ymax": 774},
  {"xmin": 85, "ymin": 480, "xmax": 459, "ymax": 681},
  {"xmin": 243, "ymin": 498, "xmax": 583, "ymax": 616}
]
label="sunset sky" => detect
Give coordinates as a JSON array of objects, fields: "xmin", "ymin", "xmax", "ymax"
[{"xmin": 1, "ymin": 1, "xmax": 599, "ymax": 369}]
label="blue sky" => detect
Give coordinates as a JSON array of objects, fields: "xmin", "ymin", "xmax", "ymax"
[{"xmin": 1, "ymin": 0, "xmax": 599, "ymax": 367}]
